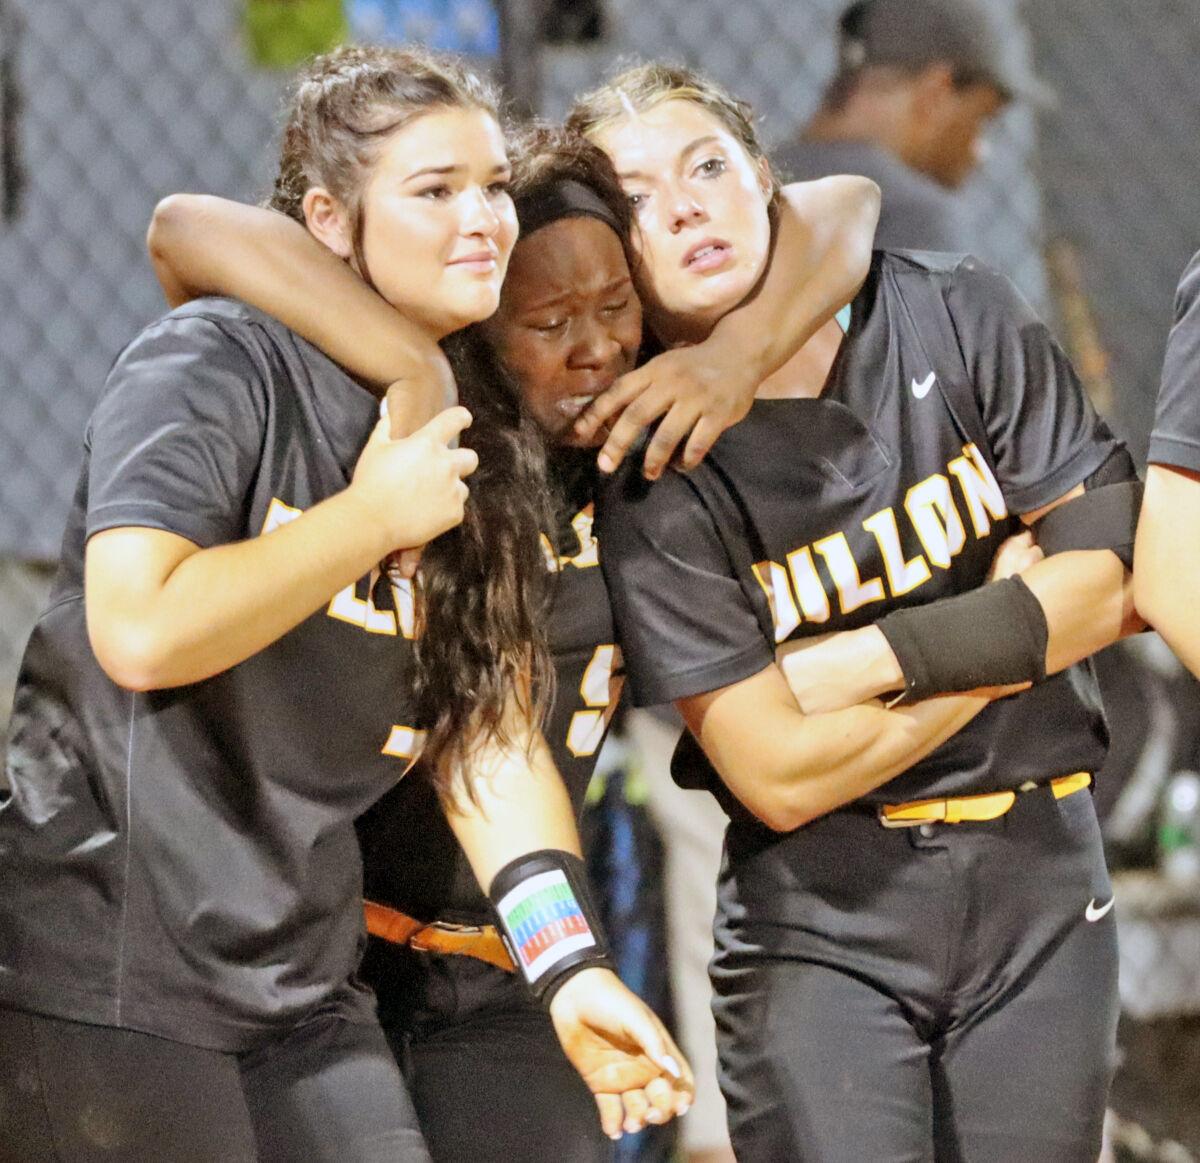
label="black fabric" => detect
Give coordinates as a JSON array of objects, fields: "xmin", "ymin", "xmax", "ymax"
[
  {"xmin": 597, "ymin": 250, "xmax": 1120, "ymax": 804},
  {"xmin": 514, "ymin": 177, "xmax": 622, "ymax": 241},
  {"xmin": 1034, "ymin": 480, "xmax": 1143, "ymax": 568},
  {"xmin": 239, "ymin": 1008, "xmax": 431, "ymax": 1163},
  {"xmin": 0, "ymin": 1006, "xmax": 430, "ymax": 1163},
  {"xmin": 712, "ymin": 788, "xmax": 1118, "ymax": 1162},
  {"xmin": 1149, "ymin": 249, "xmax": 1200, "ymax": 472},
  {"xmin": 0, "ymin": 298, "xmax": 416, "ymax": 1051},
  {"xmin": 378, "ymin": 964, "xmax": 609, "ymax": 1163},
  {"xmin": 877, "ymin": 574, "xmax": 1048, "ymax": 700}
]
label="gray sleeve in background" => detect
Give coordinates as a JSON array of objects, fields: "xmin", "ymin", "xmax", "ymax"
[{"xmin": 1148, "ymin": 250, "xmax": 1200, "ymax": 472}]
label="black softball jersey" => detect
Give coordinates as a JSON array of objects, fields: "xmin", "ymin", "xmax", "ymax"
[
  {"xmin": 597, "ymin": 251, "xmax": 1122, "ymax": 808},
  {"xmin": 0, "ymin": 299, "xmax": 421, "ymax": 1051}
]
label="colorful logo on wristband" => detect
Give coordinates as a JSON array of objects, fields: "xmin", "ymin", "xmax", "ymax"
[{"xmin": 497, "ymin": 869, "xmax": 596, "ymax": 981}]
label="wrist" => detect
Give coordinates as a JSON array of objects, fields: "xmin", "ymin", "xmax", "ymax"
[
  {"xmin": 489, "ymin": 849, "xmax": 614, "ymax": 1008},
  {"xmin": 857, "ymin": 626, "xmax": 905, "ymax": 696},
  {"xmin": 326, "ymin": 486, "xmax": 398, "ymax": 564}
]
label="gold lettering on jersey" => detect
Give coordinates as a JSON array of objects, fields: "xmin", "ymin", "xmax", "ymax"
[
  {"xmin": 948, "ymin": 444, "xmax": 1006, "ymax": 538},
  {"xmin": 904, "ymin": 474, "xmax": 966, "ymax": 569},
  {"xmin": 751, "ymin": 561, "xmax": 801, "ymax": 643},
  {"xmin": 545, "ymin": 504, "xmax": 600, "ymax": 572},
  {"xmin": 328, "ymin": 568, "xmax": 415, "ymax": 637},
  {"xmin": 754, "ymin": 445, "xmax": 1009, "ymax": 638},
  {"xmin": 262, "ymin": 498, "xmax": 417, "ymax": 638},
  {"xmin": 862, "ymin": 509, "xmax": 931, "ymax": 597},
  {"xmin": 567, "ymin": 644, "xmax": 625, "ymax": 758},
  {"xmin": 786, "ymin": 546, "xmax": 832, "ymax": 625},
  {"xmin": 261, "ymin": 497, "xmax": 303, "ymax": 534},
  {"xmin": 813, "ymin": 533, "xmax": 887, "ymax": 615},
  {"xmin": 382, "ymin": 724, "xmax": 427, "ymax": 774}
]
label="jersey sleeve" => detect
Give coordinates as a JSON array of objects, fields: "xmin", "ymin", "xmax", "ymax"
[
  {"xmin": 595, "ymin": 464, "xmax": 772, "ymax": 708},
  {"xmin": 86, "ymin": 312, "xmax": 269, "ymax": 548},
  {"xmin": 943, "ymin": 256, "xmax": 1119, "ymax": 514},
  {"xmin": 1148, "ymin": 250, "xmax": 1200, "ymax": 472}
]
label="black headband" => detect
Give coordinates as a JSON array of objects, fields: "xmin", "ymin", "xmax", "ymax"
[{"xmin": 514, "ymin": 178, "xmax": 623, "ymax": 241}]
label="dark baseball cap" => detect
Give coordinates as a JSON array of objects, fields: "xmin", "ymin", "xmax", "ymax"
[{"xmin": 838, "ymin": 0, "xmax": 1054, "ymax": 106}]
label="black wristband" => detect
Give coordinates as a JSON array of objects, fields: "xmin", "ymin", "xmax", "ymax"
[
  {"xmin": 877, "ymin": 576, "xmax": 1048, "ymax": 703},
  {"xmin": 488, "ymin": 849, "xmax": 614, "ymax": 1005}
]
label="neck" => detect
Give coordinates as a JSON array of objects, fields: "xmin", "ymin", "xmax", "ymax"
[
  {"xmin": 650, "ymin": 309, "xmax": 720, "ymax": 349},
  {"xmin": 755, "ymin": 317, "xmax": 845, "ymax": 401},
  {"xmin": 804, "ymin": 88, "xmax": 913, "ymax": 164}
]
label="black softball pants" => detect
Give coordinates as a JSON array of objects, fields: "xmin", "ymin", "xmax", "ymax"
[
  {"xmin": 366, "ymin": 936, "xmax": 612, "ymax": 1163},
  {"xmin": 0, "ymin": 1005, "xmax": 430, "ymax": 1162},
  {"xmin": 711, "ymin": 782, "xmax": 1120, "ymax": 1163}
]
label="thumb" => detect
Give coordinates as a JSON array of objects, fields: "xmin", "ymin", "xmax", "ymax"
[
  {"xmin": 617, "ymin": 1003, "xmax": 680, "ymax": 1081},
  {"xmin": 418, "ymin": 405, "xmax": 473, "ymax": 448}
]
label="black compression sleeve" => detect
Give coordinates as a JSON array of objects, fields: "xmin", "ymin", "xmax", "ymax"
[{"xmin": 877, "ymin": 576, "xmax": 1048, "ymax": 702}]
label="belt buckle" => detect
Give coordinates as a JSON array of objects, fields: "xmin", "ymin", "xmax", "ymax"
[
  {"xmin": 877, "ymin": 806, "xmax": 940, "ymax": 829},
  {"xmin": 426, "ymin": 920, "xmax": 488, "ymax": 937}
]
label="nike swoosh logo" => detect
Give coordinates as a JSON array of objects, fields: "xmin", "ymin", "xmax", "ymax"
[
  {"xmin": 911, "ymin": 372, "xmax": 936, "ymax": 399},
  {"xmin": 1085, "ymin": 897, "xmax": 1115, "ymax": 922}
]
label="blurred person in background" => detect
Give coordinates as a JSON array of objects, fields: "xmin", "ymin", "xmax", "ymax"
[
  {"xmin": 1137, "ymin": 250, "xmax": 1200, "ymax": 676},
  {"xmin": 775, "ymin": 0, "xmax": 1047, "ymax": 252},
  {"xmin": 146, "ymin": 122, "xmax": 880, "ymax": 1160}
]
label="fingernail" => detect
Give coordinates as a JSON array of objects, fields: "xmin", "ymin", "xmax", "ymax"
[
  {"xmin": 598, "ymin": 452, "xmax": 615, "ymax": 474},
  {"xmin": 661, "ymin": 1054, "xmax": 682, "ymax": 1079}
]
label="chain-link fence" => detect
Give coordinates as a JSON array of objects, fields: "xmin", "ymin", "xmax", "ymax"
[{"xmin": 3, "ymin": 0, "xmax": 1200, "ymax": 1152}]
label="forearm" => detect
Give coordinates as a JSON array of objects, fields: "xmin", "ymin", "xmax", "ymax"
[
  {"xmin": 442, "ymin": 720, "xmax": 582, "ymax": 892},
  {"xmin": 147, "ymin": 194, "xmax": 441, "ymax": 390},
  {"xmin": 781, "ymin": 550, "xmax": 1135, "ymax": 714},
  {"xmin": 683, "ymin": 669, "xmax": 988, "ymax": 832},
  {"xmin": 86, "ymin": 490, "xmax": 393, "ymax": 690},
  {"xmin": 1021, "ymin": 549, "xmax": 1138, "ymax": 674},
  {"xmin": 708, "ymin": 176, "xmax": 879, "ymax": 376},
  {"xmin": 1136, "ymin": 464, "xmax": 1200, "ymax": 676}
]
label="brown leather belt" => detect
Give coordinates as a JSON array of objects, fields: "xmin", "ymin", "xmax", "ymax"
[
  {"xmin": 878, "ymin": 772, "xmax": 1092, "ymax": 828},
  {"xmin": 363, "ymin": 899, "xmax": 515, "ymax": 973}
]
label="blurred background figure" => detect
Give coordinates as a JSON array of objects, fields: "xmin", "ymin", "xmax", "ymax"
[
  {"xmin": 774, "ymin": 0, "xmax": 1044, "ymax": 252},
  {"xmin": 3, "ymin": 0, "xmax": 1200, "ymax": 1158}
]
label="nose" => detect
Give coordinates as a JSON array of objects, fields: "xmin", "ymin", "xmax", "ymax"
[
  {"xmin": 568, "ymin": 315, "xmax": 622, "ymax": 369},
  {"xmin": 665, "ymin": 182, "xmax": 706, "ymax": 234},
  {"xmin": 460, "ymin": 186, "xmax": 500, "ymax": 237}
]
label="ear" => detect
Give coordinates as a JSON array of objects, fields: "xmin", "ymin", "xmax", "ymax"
[
  {"xmin": 911, "ymin": 62, "xmax": 957, "ymax": 114},
  {"xmin": 302, "ymin": 186, "xmax": 353, "ymax": 260}
]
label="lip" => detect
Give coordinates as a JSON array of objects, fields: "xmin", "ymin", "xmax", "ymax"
[
  {"xmin": 682, "ymin": 238, "xmax": 733, "ymax": 272},
  {"xmin": 556, "ymin": 394, "xmax": 598, "ymax": 420},
  {"xmin": 447, "ymin": 248, "xmax": 498, "ymax": 271}
]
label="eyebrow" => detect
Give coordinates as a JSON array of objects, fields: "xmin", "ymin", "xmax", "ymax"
[
  {"xmin": 402, "ymin": 162, "xmax": 511, "ymax": 183},
  {"xmin": 616, "ymin": 134, "xmax": 722, "ymax": 181},
  {"xmin": 518, "ymin": 273, "xmax": 633, "ymax": 313}
]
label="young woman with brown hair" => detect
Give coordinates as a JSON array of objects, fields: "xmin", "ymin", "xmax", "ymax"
[{"xmin": 0, "ymin": 47, "xmax": 687, "ymax": 1163}]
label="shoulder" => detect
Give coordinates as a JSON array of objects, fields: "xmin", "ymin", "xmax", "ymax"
[
  {"xmin": 118, "ymin": 297, "xmax": 305, "ymax": 367},
  {"xmin": 1172, "ymin": 249, "xmax": 1200, "ymax": 321}
]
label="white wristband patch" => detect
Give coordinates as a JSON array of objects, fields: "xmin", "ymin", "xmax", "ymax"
[{"xmin": 496, "ymin": 868, "xmax": 597, "ymax": 982}]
